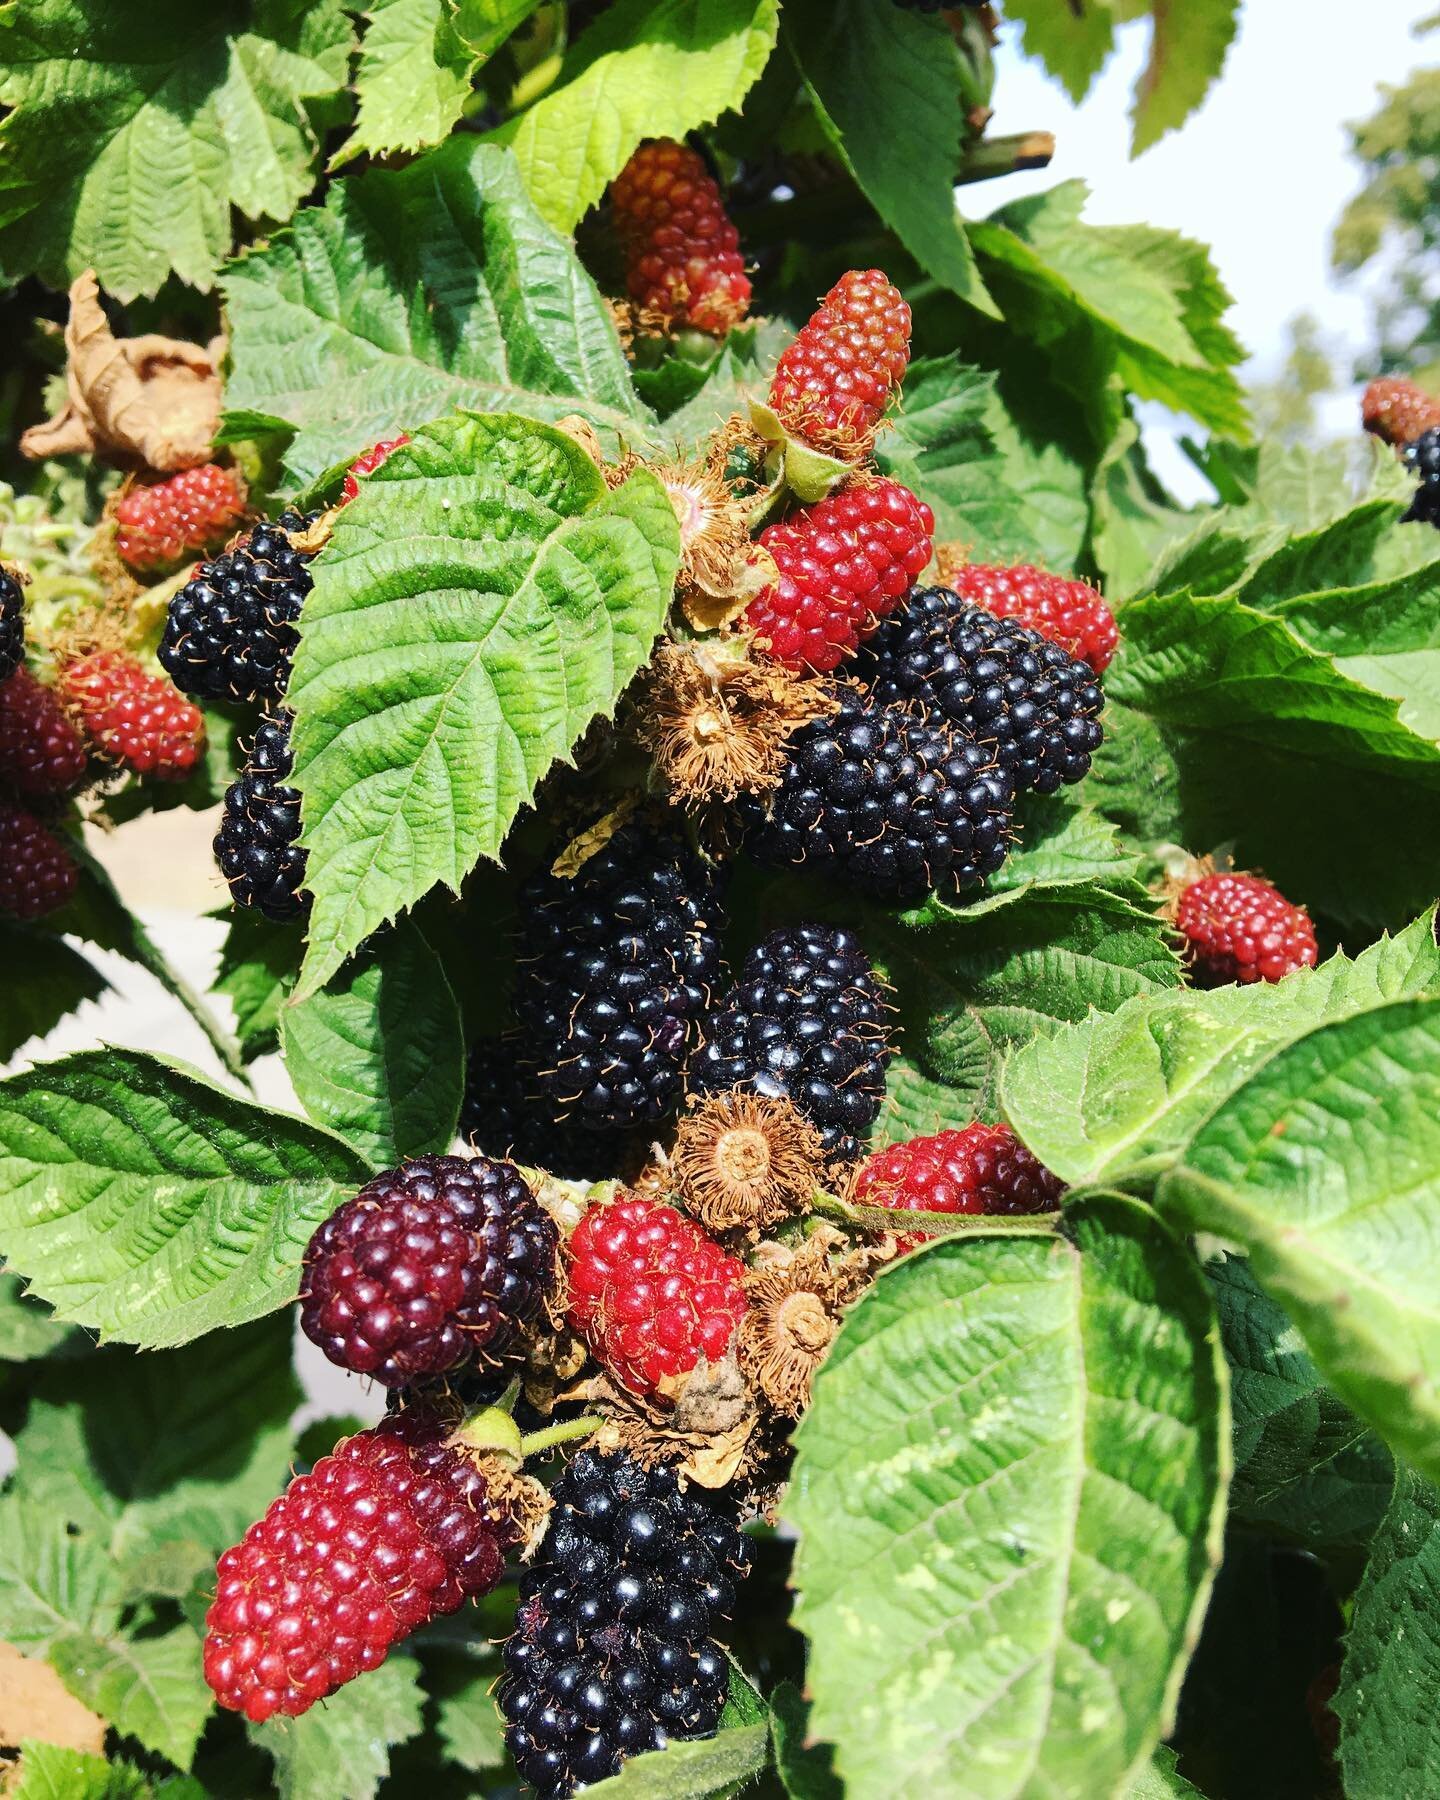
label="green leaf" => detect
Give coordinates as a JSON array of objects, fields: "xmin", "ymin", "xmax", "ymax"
[
  {"xmin": 770, "ymin": 1681, "xmax": 841, "ymax": 1800},
  {"xmin": 248, "ymin": 1653, "xmax": 426, "ymax": 1799},
  {"xmin": 784, "ymin": 0, "xmax": 995, "ymax": 314},
  {"xmin": 1001, "ymin": 0, "xmax": 1114, "ymax": 103},
  {"xmin": 0, "ymin": 1049, "xmax": 370, "ymax": 1347},
  {"xmin": 0, "ymin": 0, "xmax": 353, "ymax": 299},
  {"xmin": 1210, "ymin": 1253, "xmax": 1392, "ymax": 1550},
  {"xmin": 492, "ymin": 0, "xmax": 778, "ymax": 231},
  {"xmin": 287, "ymin": 413, "xmax": 679, "ymax": 997},
  {"xmin": 1131, "ymin": 1, "xmax": 1240, "ymax": 154},
  {"xmin": 1158, "ymin": 999, "xmax": 1440, "ymax": 1484},
  {"xmin": 430, "ymin": 1656, "xmax": 507, "ymax": 1772},
  {"xmin": 213, "ymin": 911, "xmax": 304, "ymax": 1065},
  {"xmin": 0, "ymin": 1268, "xmax": 87, "ymax": 1362},
  {"xmin": 7, "ymin": 1744, "xmax": 151, "ymax": 1800},
  {"xmin": 577, "ymin": 1715, "xmax": 770, "ymax": 1796},
  {"xmin": 1335, "ymin": 1466, "xmax": 1440, "ymax": 1796},
  {"xmin": 338, "ymin": 0, "xmax": 537, "ymax": 165},
  {"xmin": 1001, "ymin": 908, "xmax": 1440, "ymax": 1187},
  {"xmin": 1126, "ymin": 1745, "xmax": 1206, "ymax": 1799},
  {"xmin": 280, "ymin": 919, "xmax": 464, "ymax": 1166},
  {"xmin": 221, "ymin": 139, "xmax": 650, "ymax": 490},
  {"xmin": 50, "ymin": 1625, "xmax": 212, "ymax": 1771},
  {"xmin": 786, "ymin": 1194, "xmax": 1227, "ymax": 1799},
  {"xmin": 0, "ymin": 1497, "xmax": 119, "ymax": 1654},
  {"xmin": 0, "ymin": 920, "xmax": 108, "ymax": 1063}
]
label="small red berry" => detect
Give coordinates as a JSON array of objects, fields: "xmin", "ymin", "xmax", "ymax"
[
  {"xmin": 744, "ymin": 478, "xmax": 934, "ymax": 672},
  {"xmin": 0, "ymin": 800, "xmax": 78, "ymax": 920},
  {"xmin": 58, "ymin": 652, "xmax": 205, "ymax": 782},
  {"xmin": 853, "ymin": 1124, "xmax": 1064, "ymax": 1250},
  {"xmin": 769, "ymin": 269, "xmax": 911, "ymax": 457},
  {"xmin": 340, "ymin": 434, "xmax": 411, "ymax": 504},
  {"xmin": 0, "ymin": 667, "xmax": 87, "ymax": 799},
  {"xmin": 945, "ymin": 562, "xmax": 1119, "ymax": 673},
  {"xmin": 565, "ymin": 1194, "xmax": 747, "ymax": 1398},
  {"xmin": 1361, "ymin": 376, "xmax": 1440, "ymax": 449},
  {"xmin": 204, "ymin": 1410, "xmax": 519, "ymax": 1722},
  {"xmin": 1175, "ymin": 872, "xmax": 1318, "ymax": 986},
  {"xmin": 610, "ymin": 139, "xmax": 751, "ymax": 336},
  {"xmin": 115, "ymin": 464, "xmax": 247, "ymax": 572}
]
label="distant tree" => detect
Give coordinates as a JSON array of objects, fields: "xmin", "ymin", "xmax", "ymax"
[{"xmin": 1248, "ymin": 311, "xmax": 1338, "ymax": 444}]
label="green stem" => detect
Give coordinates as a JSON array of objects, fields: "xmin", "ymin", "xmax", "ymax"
[
  {"xmin": 956, "ymin": 130, "xmax": 1056, "ymax": 186},
  {"xmin": 520, "ymin": 1415, "xmax": 604, "ymax": 1459},
  {"xmin": 810, "ymin": 1186, "xmax": 1063, "ymax": 1241}
]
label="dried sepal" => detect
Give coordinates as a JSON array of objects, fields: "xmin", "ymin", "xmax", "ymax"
[
  {"xmin": 652, "ymin": 455, "xmax": 773, "ymax": 630},
  {"xmin": 671, "ymin": 1089, "xmax": 827, "ymax": 1232},
  {"xmin": 590, "ymin": 1351, "xmax": 763, "ymax": 1489},
  {"xmin": 549, "ymin": 796, "xmax": 642, "ymax": 878},
  {"xmin": 737, "ymin": 1226, "xmax": 890, "ymax": 1418},
  {"xmin": 932, "ymin": 540, "xmax": 975, "ymax": 589}
]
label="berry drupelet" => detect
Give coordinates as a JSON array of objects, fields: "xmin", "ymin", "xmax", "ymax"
[
  {"xmin": 499, "ymin": 1449, "xmax": 747, "ymax": 1796},
  {"xmin": 159, "ymin": 509, "xmax": 315, "ymax": 704},
  {"xmin": 1174, "ymin": 872, "xmax": 1318, "ymax": 986},
  {"xmin": 461, "ymin": 1037, "xmax": 647, "ymax": 1182},
  {"xmin": 742, "ymin": 685, "xmax": 1015, "ymax": 902},
  {"xmin": 514, "ymin": 820, "xmax": 725, "ymax": 1133},
  {"xmin": 857, "ymin": 587, "xmax": 1105, "ymax": 796},
  {"xmin": 1362, "ymin": 375, "xmax": 1440, "ymax": 448},
  {"xmin": 565, "ymin": 1194, "xmax": 747, "ymax": 1398},
  {"xmin": 214, "ymin": 709, "xmax": 308, "ymax": 921},
  {"xmin": 689, "ymin": 922, "xmax": 893, "ymax": 1162},
  {"xmin": 0, "ymin": 568, "xmax": 23, "ymax": 684},
  {"xmin": 853, "ymin": 1124, "xmax": 1064, "ymax": 1249},
  {"xmin": 0, "ymin": 666, "xmax": 87, "ymax": 800},
  {"xmin": 610, "ymin": 139, "xmax": 751, "ymax": 335},
  {"xmin": 301, "ymin": 1154, "xmax": 557, "ymax": 1388},
  {"xmin": 944, "ymin": 561, "xmax": 1118, "ymax": 673},
  {"xmin": 1403, "ymin": 427, "xmax": 1440, "ymax": 526},
  {"xmin": 58, "ymin": 652, "xmax": 205, "ymax": 782},
  {"xmin": 204, "ymin": 1409, "xmax": 522, "ymax": 1722},
  {"xmin": 0, "ymin": 800, "xmax": 77, "ymax": 920},
  {"xmin": 114, "ymin": 464, "xmax": 247, "ymax": 572},
  {"xmin": 768, "ymin": 269, "xmax": 911, "ymax": 457},
  {"xmin": 744, "ymin": 478, "xmax": 935, "ymax": 673}
]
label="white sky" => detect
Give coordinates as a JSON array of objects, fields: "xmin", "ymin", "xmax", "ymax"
[{"xmin": 975, "ymin": 1, "xmax": 1436, "ymax": 490}]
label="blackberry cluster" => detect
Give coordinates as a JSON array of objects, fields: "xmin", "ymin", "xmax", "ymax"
[
  {"xmin": 0, "ymin": 569, "xmax": 22, "ymax": 683},
  {"xmin": 499, "ymin": 1450, "xmax": 746, "ymax": 1796},
  {"xmin": 461, "ymin": 1037, "xmax": 646, "ymax": 1181},
  {"xmin": 1404, "ymin": 427, "xmax": 1440, "ymax": 526},
  {"xmin": 214, "ymin": 710, "xmax": 308, "ymax": 921},
  {"xmin": 743, "ymin": 686, "xmax": 1014, "ymax": 902},
  {"xmin": 300, "ymin": 1154, "xmax": 557, "ymax": 1387},
  {"xmin": 159, "ymin": 509, "xmax": 316, "ymax": 703},
  {"xmin": 689, "ymin": 923, "xmax": 892, "ymax": 1162},
  {"xmin": 514, "ymin": 821, "xmax": 725, "ymax": 1132},
  {"xmin": 858, "ymin": 588, "xmax": 1105, "ymax": 795}
]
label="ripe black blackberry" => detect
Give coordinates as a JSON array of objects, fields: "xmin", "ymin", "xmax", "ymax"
[
  {"xmin": 499, "ymin": 1449, "xmax": 746, "ymax": 1797},
  {"xmin": 461, "ymin": 1036, "xmax": 649, "ymax": 1181},
  {"xmin": 742, "ymin": 685, "xmax": 1014, "ymax": 902},
  {"xmin": 857, "ymin": 587, "xmax": 1105, "ymax": 796},
  {"xmin": 0, "ymin": 568, "xmax": 22, "ymax": 684},
  {"xmin": 159, "ymin": 509, "xmax": 316, "ymax": 703},
  {"xmin": 513, "ymin": 820, "xmax": 725, "ymax": 1132},
  {"xmin": 1404, "ymin": 427, "xmax": 1440, "ymax": 526},
  {"xmin": 689, "ymin": 922, "xmax": 893, "ymax": 1163},
  {"xmin": 214, "ymin": 709, "xmax": 308, "ymax": 921}
]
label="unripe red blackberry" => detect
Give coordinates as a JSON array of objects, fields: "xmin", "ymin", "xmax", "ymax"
[
  {"xmin": 214, "ymin": 709, "xmax": 308, "ymax": 922},
  {"xmin": 768, "ymin": 269, "xmax": 911, "ymax": 457},
  {"xmin": 204, "ymin": 1409, "xmax": 522, "ymax": 1722},
  {"xmin": 340, "ymin": 434, "xmax": 411, "ymax": 505},
  {"xmin": 853, "ymin": 1124, "xmax": 1063, "ymax": 1249},
  {"xmin": 689, "ymin": 922, "xmax": 893, "ymax": 1162},
  {"xmin": 1362, "ymin": 375, "xmax": 1440, "ymax": 448},
  {"xmin": 300, "ymin": 1154, "xmax": 557, "ymax": 1388},
  {"xmin": 0, "ymin": 568, "xmax": 23, "ymax": 684},
  {"xmin": 0, "ymin": 666, "xmax": 87, "ymax": 799},
  {"xmin": 0, "ymin": 799, "xmax": 77, "ymax": 920},
  {"xmin": 944, "ymin": 561, "xmax": 1118, "ymax": 673},
  {"xmin": 565, "ymin": 1194, "xmax": 747, "ymax": 1399},
  {"xmin": 744, "ymin": 478, "xmax": 934, "ymax": 673},
  {"xmin": 1174, "ymin": 872, "xmax": 1318, "ymax": 986},
  {"xmin": 610, "ymin": 139, "xmax": 751, "ymax": 336},
  {"xmin": 500, "ymin": 1449, "xmax": 747, "ymax": 1797},
  {"xmin": 114, "ymin": 464, "xmax": 247, "ymax": 571},
  {"xmin": 58, "ymin": 652, "xmax": 206, "ymax": 782}
]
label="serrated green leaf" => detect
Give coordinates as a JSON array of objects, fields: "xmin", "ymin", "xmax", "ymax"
[
  {"xmin": 50, "ymin": 1624, "xmax": 211, "ymax": 1772},
  {"xmin": 657, "ymin": 317, "xmax": 791, "ymax": 452},
  {"xmin": 784, "ymin": 0, "xmax": 994, "ymax": 315},
  {"xmin": 287, "ymin": 413, "xmax": 679, "ymax": 997},
  {"xmin": 1001, "ymin": 0, "xmax": 1114, "ymax": 103},
  {"xmin": 577, "ymin": 1720, "xmax": 770, "ymax": 1797},
  {"xmin": 221, "ymin": 139, "xmax": 650, "ymax": 490},
  {"xmin": 430, "ymin": 1655, "xmax": 507, "ymax": 1772},
  {"xmin": 0, "ymin": 920, "xmax": 108, "ymax": 1063},
  {"xmin": 1090, "ymin": 414, "xmax": 1200, "ymax": 597},
  {"xmin": 8, "ymin": 1744, "xmax": 151, "ymax": 1800},
  {"xmin": 1158, "ymin": 999, "xmax": 1440, "ymax": 1483},
  {"xmin": 0, "ymin": 1497, "xmax": 119, "ymax": 1654},
  {"xmin": 786, "ymin": 1194, "xmax": 1227, "ymax": 1799},
  {"xmin": 770, "ymin": 1681, "xmax": 841, "ymax": 1800},
  {"xmin": 0, "ymin": 1268, "xmax": 87, "ymax": 1362},
  {"xmin": 1001, "ymin": 909, "xmax": 1440, "ymax": 1187},
  {"xmin": 248, "ymin": 1652, "xmax": 425, "ymax": 1800},
  {"xmin": 1335, "ymin": 1466, "xmax": 1440, "ymax": 1797},
  {"xmin": 1132, "ymin": 0, "xmax": 1239, "ymax": 152},
  {"xmin": 280, "ymin": 919, "xmax": 464, "ymax": 1166},
  {"xmin": 214, "ymin": 910, "xmax": 303, "ymax": 1065},
  {"xmin": 492, "ymin": 0, "xmax": 778, "ymax": 231},
  {"xmin": 0, "ymin": 1049, "xmax": 370, "ymax": 1347},
  {"xmin": 0, "ymin": 0, "xmax": 353, "ymax": 299},
  {"xmin": 1125, "ymin": 1745, "xmax": 1206, "ymax": 1799}
]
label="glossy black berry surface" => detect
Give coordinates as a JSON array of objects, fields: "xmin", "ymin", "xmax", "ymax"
[
  {"xmin": 0, "ymin": 569, "xmax": 23, "ymax": 684},
  {"xmin": 461, "ymin": 1036, "xmax": 648, "ymax": 1181},
  {"xmin": 214, "ymin": 709, "xmax": 308, "ymax": 921}
]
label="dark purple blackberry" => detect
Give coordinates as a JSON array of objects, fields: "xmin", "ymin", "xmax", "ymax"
[
  {"xmin": 499, "ymin": 1450, "xmax": 746, "ymax": 1797},
  {"xmin": 1404, "ymin": 427, "xmax": 1440, "ymax": 525},
  {"xmin": 513, "ymin": 820, "xmax": 725, "ymax": 1132},
  {"xmin": 688, "ymin": 922, "xmax": 893, "ymax": 1163},
  {"xmin": 300, "ymin": 1153, "xmax": 556, "ymax": 1387},
  {"xmin": 857, "ymin": 588, "xmax": 1105, "ymax": 796},
  {"xmin": 214, "ymin": 709, "xmax": 308, "ymax": 922},
  {"xmin": 0, "ymin": 568, "xmax": 22, "ymax": 684},
  {"xmin": 461, "ymin": 1037, "xmax": 648, "ymax": 1181},
  {"xmin": 742, "ymin": 685, "xmax": 1013, "ymax": 902},
  {"xmin": 159, "ymin": 509, "xmax": 316, "ymax": 703}
]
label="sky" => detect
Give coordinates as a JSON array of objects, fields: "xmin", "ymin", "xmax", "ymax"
[{"xmin": 974, "ymin": 1, "xmax": 1435, "ymax": 489}]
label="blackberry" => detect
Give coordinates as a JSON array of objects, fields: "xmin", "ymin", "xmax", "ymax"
[
  {"xmin": 513, "ymin": 821, "xmax": 725, "ymax": 1132},
  {"xmin": 742, "ymin": 686, "xmax": 1014, "ymax": 902},
  {"xmin": 214, "ymin": 710, "xmax": 308, "ymax": 921},
  {"xmin": 0, "ymin": 568, "xmax": 22, "ymax": 683},
  {"xmin": 689, "ymin": 923, "xmax": 893, "ymax": 1163},
  {"xmin": 499, "ymin": 1450, "xmax": 746, "ymax": 1797},
  {"xmin": 461, "ymin": 1037, "xmax": 647, "ymax": 1181},
  {"xmin": 857, "ymin": 587, "xmax": 1105, "ymax": 795},
  {"xmin": 300, "ymin": 1153, "xmax": 557, "ymax": 1387},
  {"xmin": 159, "ymin": 509, "xmax": 316, "ymax": 703},
  {"xmin": 1404, "ymin": 427, "xmax": 1440, "ymax": 526}
]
